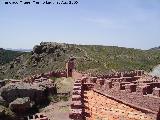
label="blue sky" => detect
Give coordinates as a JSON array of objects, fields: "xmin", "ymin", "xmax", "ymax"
[{"xmin": 0, "ymin": 0, "xmax": 160, "ymax": 49}]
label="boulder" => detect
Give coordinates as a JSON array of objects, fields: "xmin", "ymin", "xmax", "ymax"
[
  {"xmin": 9, "ymin": 97, "xmax": 33, "ymax": 113},
  {"xmin": 0, "ymin": 79, "xmax": 56, "ymax": 105},
  {"xmin": 33, "ymin": 42, "xmax": 67, "ymax": 55},
  {"xmin": 0, "ymin": 83, "xmax": 46, "ymax": 104}
]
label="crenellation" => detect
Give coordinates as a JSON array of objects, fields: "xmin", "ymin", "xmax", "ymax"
[
  {"xmin": 113, "ymin": 82, "xmax": 121, "ymax": 91},
  {"xmin": 98, "ymin": 78, "xmax": 105, "ymax": 86},
  {"xmin": 125, "ymin": 83, "xmax": 137, "ymax": 93},
  {"xmin": 74, "ymin": 83, "xmax": 82, "ymax": 86},
  {"xmin": 72, "ymin": 94, "xmax": 81, "ymax": 101},
  {"xmin": 73, "ymin": 90, "xmax": 81, "ymax": 95},
  {"xmin": 71, "ymin": 100, "xmax": 82, "ymax": 109},
  {"xmin": 120, "ymin": 82, "xmax": 131, "ymax": 90},
  {"xmin": 66, "ymin": 68, "xmax": 160, "ymax": 119},
  {"xmin": 104, "ymin": 80, "xmax": 112, "ymax": 89},
  {"xmin": 121, "ymin": 77, "xmax": 135, "ymax": 82},
  {"xmin": 91, "ymin": 70, "xmax": 145, "ymax": 80},
  {"xmin": 136, "ymin": 85, "xmax": 150, "ymax": 95},
  {"xmin": 93, "ymin": 79, "xmax": 101, "ymax": 90},
  {"xmin": 69, "ymin": 79, "xmax": 84, "ymax": 120},
  {"xmin": 73, "ymin": 86, "xmax": 82, "ymax": 90},
  {"xmin": 74, "ymin": 70, "xmax": 160, "ymax": 119}
]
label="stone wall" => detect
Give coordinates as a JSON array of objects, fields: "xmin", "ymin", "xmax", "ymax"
[
  {"xmin": 69, "ymin": 79, "xmax": 83, "ymax": 120},
  {"xmin": 69, "ymin": 76, "xmax": 93, "ymax": 120},
  {"xmin": 92, "ymin": 70, "xmax": 144, "ymax": 79},
  {"xmin": 87, "ymin": 71, "xmax": 160, "ymax": 116}
]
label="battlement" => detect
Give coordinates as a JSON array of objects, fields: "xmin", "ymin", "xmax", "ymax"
[
  {"xmin": 68, "ymin": 70, "xmax": 160, "ymax": 120},
  {"xmin": 69, "ymin": 79, "xmax": 83, "ymax": 120},
  {"xmin": 88, "ymin": 74, "xmax": 160, "ymax": 114},
  {"xmin": 69, "ymin": 77, "xmax": 94, "ymax": 120},
  {"xmin": 91, "ymin": 70, "xmax": 145, "ymax": 79}
]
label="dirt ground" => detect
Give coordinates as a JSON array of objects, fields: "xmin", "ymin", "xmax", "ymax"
[{"xmin": 39, "ymin": 99, "xmax": 71, "ymax": 120}]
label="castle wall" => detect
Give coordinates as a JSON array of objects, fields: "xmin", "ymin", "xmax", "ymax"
[
  {"xmin": 90, "ymin": 76, "xmax": 160, "ymax": 114},
  {"xmin": 69, "ymin": 76, "xmax": 94, "ymax": 120}
]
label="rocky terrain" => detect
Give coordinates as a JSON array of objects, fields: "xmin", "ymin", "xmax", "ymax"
[
  {"xmin": 0, "ymin": 42, "xmax": 83, "ymax": 79},
  {"xmin": 1, "ymin": 42, "xmax": 160, "ymax": 80},
  {"xmin": 0, "ymin": 76, "xmax": 55, "ymax": 120}
]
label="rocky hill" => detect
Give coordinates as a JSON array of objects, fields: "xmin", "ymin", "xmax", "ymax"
[{"xmin": 1, "ymin": 42, "xmax": 160, "ymax": 79}]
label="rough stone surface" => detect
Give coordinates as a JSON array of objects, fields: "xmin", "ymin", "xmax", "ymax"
[
  {"xmin": 0, "ymin": 81, "xmax": 52, "ymax": 104},
  {"xmin": 0, "ymin": 105, "xmax": 5, "ymax": 116},
  {"xmin": 33, "ymin": 42, "xmax": 67, "ymax": 55},
  {"xmin": 9, "ymin": 97, "xmax": 32, "ymax": 113}
]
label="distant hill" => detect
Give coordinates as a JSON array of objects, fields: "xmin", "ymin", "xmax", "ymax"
[
  {"xmin": 0, "ymin": 42, "xmax": 160, "ymax": 79},
  {"xmin": 0, "ymin": 48, "xmax": 25, "ymax": 65},
  {"xmin": 6, "ymin": 48, "xmax": 32, "ymax": 52}
]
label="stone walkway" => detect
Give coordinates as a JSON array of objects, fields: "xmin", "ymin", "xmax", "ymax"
[{"xmin": 84, "ymin": 90, "xmax": 154, "ymax": 120}]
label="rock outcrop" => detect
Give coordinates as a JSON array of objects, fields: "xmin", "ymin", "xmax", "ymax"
[
  {"xmin": 30, "ymin": 42, "xmax": 68, "ymax": 66},
  {"xmin": 0, "ymin": 83, "xmax": 45, "ymax": 104},
  {"xmin": 0, "ymin": 80, "xmax": 55, "ymax": 105},
  {"xmin": 33, "ymin": 42, "xmax": 67, "ymax": 55}
]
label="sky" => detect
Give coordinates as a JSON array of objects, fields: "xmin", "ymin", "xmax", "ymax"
[{"xmin": 0, "ymin": 0, "xmax": 160, "ymax": 50}]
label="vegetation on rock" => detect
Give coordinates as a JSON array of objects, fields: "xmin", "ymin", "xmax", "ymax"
[
  {"xmin": 0, "ymin": 48, "xmax": 24, "ymax": 65},
  {"xmin": 0, "ymin": 42, "xmax": 160, "ymax": 79}
]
